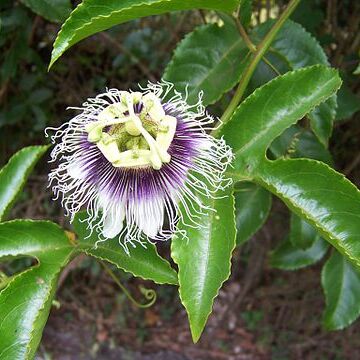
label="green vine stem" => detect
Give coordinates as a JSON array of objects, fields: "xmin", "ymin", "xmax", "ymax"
[
  {"xmin": 100, "ymin": 260, "xmax": 157, "ymax": 308},
  {"xmin": 217, "ymin": 0, "xmax": 301, "ymax": 129}
]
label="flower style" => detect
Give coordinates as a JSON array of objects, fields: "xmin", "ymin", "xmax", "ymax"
[{"xmin": 46, "ymin": 81, "xmax": 233, "ymax": 251}]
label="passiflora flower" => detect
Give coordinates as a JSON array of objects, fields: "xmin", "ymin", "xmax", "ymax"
[{"xmin": 46, "ymin": 81, "xmax": 233, "ymax": 252}]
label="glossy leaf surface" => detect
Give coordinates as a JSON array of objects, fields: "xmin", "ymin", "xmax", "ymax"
[
  {"xmin": 270, "ymin": 236, "xmax": 328, "ymax": 270},
  {"xmin": 73, "ymin": 212, "xmax": 177, "ymax": 285},
  {"xmin": 254, "ymin": 20, "xmax": 337, "ymax": 144},
  {"xmin": 220, "ymin": 66, "xmax": 360, "ymax": 269},
  {"xmin": 220, "ymin": 66, "xmax": 341, "ymax": 175},
  {"xmin": 0, "ymin": 221, "xmax": 74, "ymax": 359},
  {"xmin": 0, "ymin": 146, "xmax": 48, "ymax": 222},
  {"xmin": 20, "ymin": 0, "xmax": 72, "ymax": 23},
  {"xmin": 50, "ymin": 0, "xmax": 239, "ymax": 67},
  {"xmin": 164, "ymin": 23, "xmax": 249, "ymax": 106},
  {"xmin": 235, "ymin": 182, "xmax": 272, "ymax": 245},
  {"xmin": 257, "ymin": 158, "xmax": 360, "ymax": 268},
  {"xmin": 322, "ymin": 251, "xmax": 360, "ymax": 330},
  {"xmin": 171, "ymin": 188, "xmax": 236, "ymax": 342}
]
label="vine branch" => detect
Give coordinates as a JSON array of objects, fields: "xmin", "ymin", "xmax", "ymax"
[{"xmin": 218, "ymin": 0, "xmax": 301, "ymax": 129}]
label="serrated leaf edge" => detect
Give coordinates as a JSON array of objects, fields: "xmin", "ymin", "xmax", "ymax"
[
  {"xmin": 80, "ymin": 245, "xmax": 178, "ymax": 285},
  {"xmin": 259, "ymin": 158, "xmax": 360, "ymax": 268},
  {"xmin": 227, "ymin": 65, "xmax": 341, "ymax": 160},
  {"xmin": 172, "ymin": 193, "xmax": 237, "ymax": 342},
  {"xmin": 163, "ymin": 23, "xmax": 250, "ymax": 106},
  {"xmin": 50, "ymin": 0, "xmax": 238, "ymax": 68}
]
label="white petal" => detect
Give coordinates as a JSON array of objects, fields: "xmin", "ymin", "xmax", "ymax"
[
  {"xmin": 102, "ymin": 204, "xmax": 125, "ymax": 239},
  {"xmin": 133, "ymin": 198, "xmax": 164, "ymax": 238}
]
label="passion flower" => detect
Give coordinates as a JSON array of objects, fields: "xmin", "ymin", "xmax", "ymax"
[{"xmin": 46, "ymin": 81, "xmax": 233, "ymax": 251}]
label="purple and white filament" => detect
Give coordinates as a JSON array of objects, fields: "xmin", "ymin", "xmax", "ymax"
[{"xmin": 46, "ymin": 81, "xmax": 233, "ymax": 252}]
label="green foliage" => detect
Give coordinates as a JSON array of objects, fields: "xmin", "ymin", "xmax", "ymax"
[
  {"xmin": 0, "ymin": 3, "xmax": 55, "ymax": 137},
  {"xmin": 289, "ymin": 214, "xmax": 319, "ymax": 250},
  {"xmin": 171, "ymin": 186, "xmax": 236, "ymax": 342},
  {"xmin": 234, "ymin": 182, "xmax": 272, "ymax": 245},
  {"xmin": 335, "ymin": 84, "xmax": 360, "ymax": 122},
  {"xmin": 218, "ymin": 66, "xmax": 360, "ymax": 269},
  {"xmin": 49, "ymin": 0, "xmax": 239, "ymax": 68},
  {"xmin": 0, "ymin": 221, "xmax": 75, "ymax": 359},
  {"xmin": 164, "ymin": 23, "xmax": 249, "ymax": 105},
  {"xmin": 20, "ymin": 0, "xmax": 72, "ymax": 23},
  {"xmin": 253, "ymin": 19, "xmax": 337, "ymax": 145},
  {"xmin": 238, "ymin": 0, "xmax": 252, "ymax": 29},
  {"xmin": 0, "ymin": 146, "xmax": 48, "ymax": 221},
  {"xmin": 270, "ymin": 125, "xmax": 333, "ymax": 166},
  {"xmin": 74, "ymin": 212, "xmax": 178, "ymax": 285},
  {"xmin": 258, "ymin": 159, "xmax": 360, "ymax": 268},
  {"xmin": 322, "ymin": 251, "xmax": 360, "ymax": 330},
  {"xmin": 220, "ymin": 66, "xmax": 341, "ymax": 172},
  {"xmin": 270, "ymin": 236, "xmax": 328, "ymax": 270}
]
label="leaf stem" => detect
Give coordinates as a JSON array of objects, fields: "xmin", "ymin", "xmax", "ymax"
[
  {"xmin": 100, "ymin": 260, "xmax": 156, "ymax": 308},
  {"xmin": 235, "ymin": 17, "xmax": 281, "ymax": 76},
  {"xmin": 219, "ymin": 0, "xmax": 300, "ymax": 127}
]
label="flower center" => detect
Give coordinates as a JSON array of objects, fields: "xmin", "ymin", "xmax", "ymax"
[{"xmin": 85, "ymin": 92, "xmax": 177, "ymax": 170}]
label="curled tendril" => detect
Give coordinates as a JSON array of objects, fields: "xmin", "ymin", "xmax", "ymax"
[{"xmin": 100, "ymin": 261, "xmax": 157, "ymax": 308}]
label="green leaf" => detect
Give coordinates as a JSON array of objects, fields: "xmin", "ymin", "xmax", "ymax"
[
  {"xmin": 171, "ymin": 187, "xmax": 236, "ymax": 342},
  {"xmin": 0, "ymin": 146, "xmax": 48, "ymax": 222},
  {"xmin": 73, "ymin": 212, "xmax": 177, "ymax": 285},
  {"xmin": 20, "ymin": 0, "xmax": 72, "ymax": 23},
  {"xmin": 253, "ymin": 20, "xmax": 337, "ymax": 145},
  {"xmin": 49, "ymin": 0, "xmax": 239, "ymax": 68},
  {"xmin": 239, "ymin": 0, "xmax": 252, "ymax": 29},
  {"xmin": 290, "ymin": 214, "xmax": 320, "ymax": 249},
  {"xmin": 164, "ymin": 23, "xmax": 249, "ymax": 106},
  {"xmin": 219, "ymin": 66, "xmax": 360, "ymax": 269},
  {"xmin": 257, "ymin": 158, "xmax": 360, "ymax": 268},
  {"xmin": 235, "ymin": 182, "xmax": 271, "ymax": 245},
  {"xmin": 270, "ymin": 125, "xmax": 333, "ymax": 166},
  {"xmin": 0, "ymin": 220, "xmax": 75, "ymax": 359},
  {"xmin": 270, "ymin": 236, "xmax": 328, "ymax": 270},
  {"xmin": 220, "ymin": 66, "xmax": 341, "ymax": 175},
  {"xmin": 335, "ymin": 84, "xmax": 360, "ymax": 122},
  {"xmin": 322, "ymin": 251, "xmax": 360, "ymax": 330}
]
